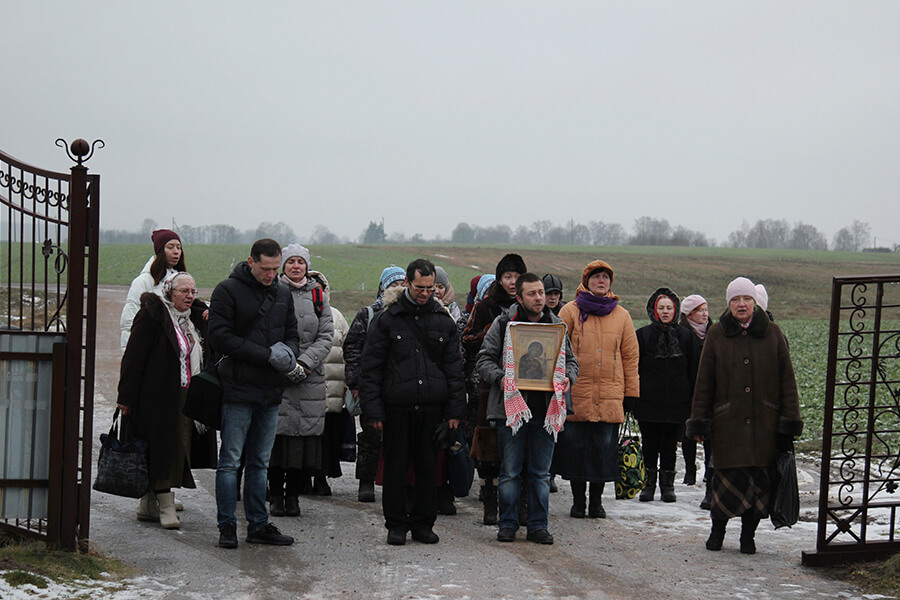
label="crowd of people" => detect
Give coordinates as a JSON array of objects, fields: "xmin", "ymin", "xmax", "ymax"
[{"xmin": 115, "ymin": 230, "xmax": 803, "ymax": 554}]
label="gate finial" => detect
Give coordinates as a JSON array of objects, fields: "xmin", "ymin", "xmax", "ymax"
[{"xmin": 55, "ymin": 138, "xmax": 105, "ymax": 166}]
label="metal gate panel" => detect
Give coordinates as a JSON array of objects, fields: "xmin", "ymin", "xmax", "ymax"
[{"xmin": 803, "ymin": 275, "xmax": 900, "ymax": 566}]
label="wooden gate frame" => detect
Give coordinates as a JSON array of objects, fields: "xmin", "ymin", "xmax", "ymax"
[{"xmin": 0, "ymin": 139, "xmax": 102, "ymax": 550}]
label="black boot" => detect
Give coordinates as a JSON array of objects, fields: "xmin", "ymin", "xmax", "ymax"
[
  {"xmin": 683, "ymin": 463, "xmax": 697, "ymax": 486},
  {"xmin": 706, "ymin": 518, "xmax": 727, "ymax": 551},
  {"xmin": 438, "ymin": 485, "xmax": 457, "ymax": 516},
  {"xmin": 482, "ymin": 479, "xmax": 498, "ymax": 526},
  {"xmin": 269, "ymin": 496, "xmax": 286, "ymax": 517},
  {"xmin": 588, "ymin": 482, "xmax": 606, "ymax": 518},
  {"xmin": 570, "ymin": 480, "xmax": 587, "ymax": 518},
  {"xmin": 313, "ymin": 476, "xmax": 332, "ymax": 497},
  {"xmin": 699, "ymin": 467, "xmax": 714, "ymax": 510},
  {"xmin": 639, "ymin": 467, "xmax": 657, "ymax": 502},
  {"xmin": 358, "ymin": 480, "xmax": 375, "ymax": 503},
  {"xmin": 659, "ymin": 470, "xmax": 677, "ymax": 503},
  {"xmin": 740, "ymin": 514, "xmax": 760, "ymax": 554},
  {"xmin": 284, "ymin": 496, "xmax": 301, "ymax": 517}
]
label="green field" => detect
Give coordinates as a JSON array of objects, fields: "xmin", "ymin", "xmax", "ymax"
[{"xmin": 92, "ymin": 243, "xmax": 900, "ymax": 320}]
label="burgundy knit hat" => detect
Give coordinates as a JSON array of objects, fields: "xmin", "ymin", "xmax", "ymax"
[{"xmin": 151, "ymin": 229, "xmax": 181, "ymax": 255}]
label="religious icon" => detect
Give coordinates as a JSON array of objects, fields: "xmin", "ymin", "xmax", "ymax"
[{"xmin": 509, "ymin": 322, "xmax": 566, "ymax": 391}]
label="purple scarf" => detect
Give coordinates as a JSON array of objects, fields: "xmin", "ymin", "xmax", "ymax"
[{"xmin": 576, "ymin": 290, "xmax": 618, "ymax": 323}]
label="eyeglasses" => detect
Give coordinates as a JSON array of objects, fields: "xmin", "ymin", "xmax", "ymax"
[
  {"xmin": 411, "ymin": 285, "xmax": 435, "ymax": 293},
  {"xmin": 174, "ymin": 288, "xmax": 198, "ymax": 296}
]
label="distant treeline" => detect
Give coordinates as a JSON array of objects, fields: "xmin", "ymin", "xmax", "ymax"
[{"xmin": 100, "ymin": 216, "xmax": 895, "ymax": 253}]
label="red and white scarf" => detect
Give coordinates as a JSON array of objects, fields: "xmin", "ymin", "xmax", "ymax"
[{"xmin": 502, "ymin": 322, "xmax": 568, "ymax": 440}]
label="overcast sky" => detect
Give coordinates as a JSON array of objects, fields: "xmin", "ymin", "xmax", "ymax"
[{"xmin": 2, "ymin": 2, "xmax": 898, "ymax": 246}]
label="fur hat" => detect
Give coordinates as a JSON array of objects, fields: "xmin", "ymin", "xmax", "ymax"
[
  {"xmin": 726, "ymin": 277, "xmax": 756, "ymax": 304},
  {"xmin": 281, "ymin": 244, "xmax": 311, "ymax": 271},
  {"xmin": 495, "ymin": 253, "xmax": 527, "ymax": 280},
  {"xmin": 151, "ymin": 229, "xmax": 180, "ymax": 255},
  {"xmin": 581, "ymin": 259, "xmax": 615, "ymax": 289},
  {"xmin": 755, "ymin": 284, "xmax": 769, "ymax": 311},
  {"xmin": 680, "ymin": 294, "xmax": 707, "ymax": 316},
  {"xmin": 380, "ymin": 266, "xmax": 406, "ymax": 289}
]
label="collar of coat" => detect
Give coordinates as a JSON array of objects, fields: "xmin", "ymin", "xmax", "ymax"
[
  {"xmin": 381, "ymin": 284, "xmax": 446, "ymax": 317},
  {"xmin": 718, "ymin": 305, "xmax": 769, "ymax": 338},
  {"xmin": 503, "ymin": 302, "xmax": 558, "ymax": 325}
]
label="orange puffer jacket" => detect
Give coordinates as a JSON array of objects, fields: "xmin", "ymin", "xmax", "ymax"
[{"xmin": 558, "ymin": 260, "xmax": 639, "ymax": 424}]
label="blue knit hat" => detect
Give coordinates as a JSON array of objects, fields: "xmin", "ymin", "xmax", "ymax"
[
  {"xmin": 380, "ymin": 266, "xmax": 406, "ymax": 289},
  {"xmin": 475, "ymin": 274, "xmax": 496, "ymax": 302}
]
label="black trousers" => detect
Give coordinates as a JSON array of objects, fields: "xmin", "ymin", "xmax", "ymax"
[
  {"xmin": 638, "ymin": 421, "xmax": 679, "ymax": 471},
  {"xmin": 381, "ymin": 407, "xmax": 441, "ymax": 533},
  {"xmin": 356, "ymin": 421, "xmax": 382, "ymax": 481}
]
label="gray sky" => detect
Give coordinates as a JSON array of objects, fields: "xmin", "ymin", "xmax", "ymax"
[{"xmin": 2, "ymin": 2, "xmax": 898, "ymax": 246}]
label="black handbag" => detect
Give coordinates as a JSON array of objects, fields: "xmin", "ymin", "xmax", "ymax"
[
  {"xmin": 93, "ymin": 409, "xmax": 150, "ymax": 499},
  {"xmin": 184, "ymin": 364, "xmax": 223, "ymax": 429},
  {"xmin": 447, "ymin": 427, "xmax": 475, "ymax": 498},
  {"xmin": 770, "ymin": 450, "xmax": 800, "ymax": 529}
]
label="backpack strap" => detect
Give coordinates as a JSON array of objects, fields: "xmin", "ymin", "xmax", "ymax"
[{"xmin": 311, "ymin": 287, "xmax": 324, "ymax": 318}]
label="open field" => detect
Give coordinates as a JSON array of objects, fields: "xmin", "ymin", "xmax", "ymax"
[{"xmin": 87, "ymin": 243, "xmax": 900, "ymax": 320}]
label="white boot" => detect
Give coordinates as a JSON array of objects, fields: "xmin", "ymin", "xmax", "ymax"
[
  {"xmin": 136, "ymin": 492, "xmax": 159, "ymax": 522},
  {"xmin": 157, "ymin": 492, "xmax": 180, "ymax": 530},
  {"xmin": 174, "ymin": 496, "xmax": 184, "ymax": 512}
]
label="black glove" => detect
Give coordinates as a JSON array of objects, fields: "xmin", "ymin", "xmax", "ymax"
[
  {"xmin": 776, "ymin": 434, "xmax": 794, "ymax": 453},
  {"xmin": 623, "ymin": 396, "xmax": 638, "ymax": 414}
]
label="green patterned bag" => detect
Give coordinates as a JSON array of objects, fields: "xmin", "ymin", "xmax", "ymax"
[{"xmin": 615, "ymin": 414, "xmax": 646, "ymax": 500}]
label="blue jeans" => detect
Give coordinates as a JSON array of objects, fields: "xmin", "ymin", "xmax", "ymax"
[
  {"xmin": 216, "ymin": 402, "xmax": 279, "ymax": 534},
  {"xmin": 497, "ymin": 418, "xmax": 556, "ymax": 533}
]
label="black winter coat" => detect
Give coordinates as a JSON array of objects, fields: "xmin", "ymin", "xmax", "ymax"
[
  {"xmin": 117, "ymin": 293, "xmax": 208, "ymax": 482},
  {"xmin": 208, "ymin": 261, "xmax": 300, "ymax": 407},
  {"xmin": 634, "ymin": 323, "xmax": 700, "ymax": 424},
  {"xmin": 359, "ymin": 288, "xmax": 466, "ymax": 422}
]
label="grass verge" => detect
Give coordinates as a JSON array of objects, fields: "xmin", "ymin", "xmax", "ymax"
[{"xmin": 0, "ymin": 533, "xmax": 133, "ymax": 589}]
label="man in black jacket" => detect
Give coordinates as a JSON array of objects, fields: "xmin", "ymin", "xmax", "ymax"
[
  {"xmin": 208, "ymin": 238, "xmax": 301, "ymax": 549},
  {"xmin": 360, "ymin": 259, "xmax": 466, "ymax": 546}
]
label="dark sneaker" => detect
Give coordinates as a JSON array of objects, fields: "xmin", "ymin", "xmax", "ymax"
[
  {"xmin": 218, "ymin": 523, "xmax": 238, "ymax": 549},
  {"xmin": 387, "ymin": 529, "xmax": 406, "ymax": 546},
  {"xmin": 246, "ymin": 523, "xmax": 294, "ymax": 546},
  {"xmin": 411, "ymin": 529, "xmax": 439, "ymax": 544},
  {"xmin": 497, "ymin": 528, "xmax": 516, "ymax": 543},
  {"xmin": 526, "ymin": 529, "xmax": 554, "ymax": 545}
]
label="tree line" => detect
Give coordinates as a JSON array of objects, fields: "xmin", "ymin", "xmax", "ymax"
[{"xmin": 101, "ymin": 217, "xmax": 893, "ymax": 253}]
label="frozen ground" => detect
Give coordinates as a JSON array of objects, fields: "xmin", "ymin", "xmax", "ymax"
[{"xmin": 2, "ymin": 286, "xmax": 890, "ymax": 599}]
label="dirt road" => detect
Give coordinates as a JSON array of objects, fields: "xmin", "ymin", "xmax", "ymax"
[{"xmin": 87, "ymin": 286, "xmax": 864, "ymax": 600}]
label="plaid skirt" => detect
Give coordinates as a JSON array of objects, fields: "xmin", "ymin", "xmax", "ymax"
[{"xmin": 710, "ymin": 466, "xmax": 773, "ymax": 520}]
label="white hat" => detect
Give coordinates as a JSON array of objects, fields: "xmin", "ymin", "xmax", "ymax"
[
  {"xmin": 726, "ymin": 277, "xmax": 756, "ymax": 304},
  {"xmin": 755, "ymin": 284, "xmax": 769, "ymax": 311}
]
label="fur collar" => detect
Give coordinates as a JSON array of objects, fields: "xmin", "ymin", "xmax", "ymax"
[
  {"xmin": 719, "ymin": 305, "xmax": 769, "ymax": 338},
  {"xmin": 381, "ymin": 284, "xmax": 405, "ymax": 308}
]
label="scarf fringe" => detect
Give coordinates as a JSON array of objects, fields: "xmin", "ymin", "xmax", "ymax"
[{"xmin": 502, "ymin": 322, "xmax": 568, "ymax": 441}]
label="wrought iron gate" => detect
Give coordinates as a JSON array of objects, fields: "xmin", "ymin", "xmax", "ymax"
[
  {"xmin": 0, "ymin": 139, "xmax": 102, "ymax": 551},
  {"xmin": 803, "ymin": 275, "xmax": 900, "ymax": 566}
]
